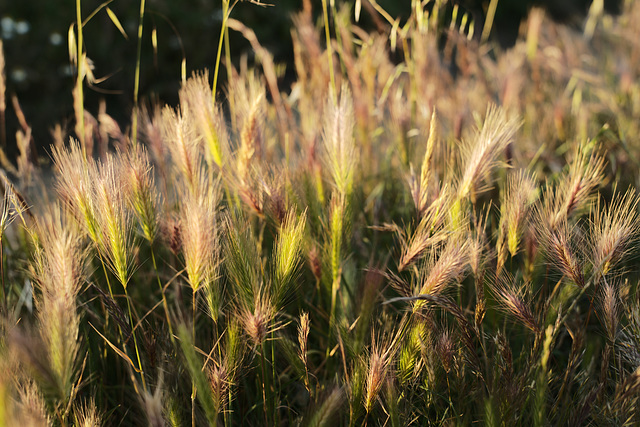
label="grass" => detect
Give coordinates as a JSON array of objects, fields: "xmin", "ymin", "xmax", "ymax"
[{"xmin": 2, "ymin": 0, "xmax": 640, "ymax": 425}]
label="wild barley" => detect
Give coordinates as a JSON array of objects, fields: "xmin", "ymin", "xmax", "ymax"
[
  {"xmin": 590, "ymin": 189, "xmax": 640, "ymax": 278},
  {"xmin": 180, "ymin": 71, "xmax": 229, "ymax": 168},
  {"xmin": 323, "ymin": 84, "xmax": 357, "ymax": 198},
  {"xmin": 599, "ymin": 279, "xmax": 619, "ymax": 344},
  {"xmin": 496, "ymin": 170, "xmax": 538, "ymax": 274},
  {"xmin": 435, "ymin": 328, "xmax": 455, "ymax": 374},
  {"xmin": 126, "ymin": 145, "xmax": 159, "ymax": 243},
  {"xmin": 364, "ymin": 333, "xmax": 392, "ymax": 414},
  {"xmin": 161, "ymin": 106, "xmax": 200, "ymax": 189},
  {"xmin": 32, "ymin": 204, "xmax": 86, "ymax": 403},
  {"xmin": 551, "ymin": 147, "xmax": 606, "ymax": 226},
  {"xmin": 409, "ymin": 109, "xmax": 438, "ymax": 215},
  {"xmin": 207, "ymin": 364, "xmax": 228, "ymax": 421},
  {"xmin": 52, "ymin": 140, "xmax": 100, "ymax": 245},
  {"xmin": 73, "ymin": 399, "xmax": 103, "ymax": 427},
  {"xmin": 237, "ymin": 93, "xmax": 265, "ymax": 185},
  {"xmin": 15, "ymin": 381, "xmax": 51, "ymax": 426},
  {"xmin": 414, "ymin": 239, "xmax": 470, "ymax": 310},
  {"xmin": 298, "ymin": 311, "xmax": 311, "ymax": 393},
  {"xmin": 457, "ymin": 105, "xmax": 520, "ymax": 202},
  {"xmin": 93, "ymin": 154, "xmax": 135, "ymax": 288},
  {"xmin": 537, "ymin": 214, "xmax": 585, "ymax": 288},
  {"xmin": 305, "ymin": 388, "xmax": 343, "ymax": 427},
  {"xmin": 491, "ymin": 272, "xmax": 539, "ymax": 334},
  {"xmin": 224, "ymin": 214, "xmax": 261, "ymax": 305},
  {"xmin": 273, "ymin": 209, "xmax": 307, "ymax": 304},
  {"xmin": 398, "ymin": 186, "xmax": 451, "ymax": 271},
  {"xmin": 180, "ymin": 166, "xmax": 221, "ymax": 295},
  {"xmin": 240, "ymin": 290, "xmax": 275, "ymax": 348}
]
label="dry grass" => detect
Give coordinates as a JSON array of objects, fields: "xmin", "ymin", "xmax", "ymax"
[{"xmin": 2, "ymin": 0, "xmax": 640, "ymax": 425}]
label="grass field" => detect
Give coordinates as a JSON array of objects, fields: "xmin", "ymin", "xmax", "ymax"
[{"xmin": 2, "ymin": 0, "xmax": 640, "ymax": 425}]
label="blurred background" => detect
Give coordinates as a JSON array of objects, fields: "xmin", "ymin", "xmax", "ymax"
[{"xmin": 0, "ymin": 0, "xmax": 622, "ymax": 159}]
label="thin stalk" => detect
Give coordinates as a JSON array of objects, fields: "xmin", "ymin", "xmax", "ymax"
[
  {"xmin": 132, "ymin": 0, "xmax": 146, "ymax": 146},
  {"xmin": 321, "ymin": 0, "xmax": 336, "ymax": 99},
  {"xmin": 125, "ymin": 287, "xmax": 147, "ymax": 391},
  {"xmin": 260, "ymin": 341, "xmax": 270, "ymax": 427},
  {"xmin": 270, "ymin": 330, "xmax": 277, "ymax": 426},
  {"xmin": 192, "ymin": 289, "xmax": 197, "ymax": 427},
  {"xmin": 481, "ymin": 0, "xmax": 499, "ymax": 43},
  {"xmin": 212, "ymin": 0, "xmax": 230, "ymax": 99},
  {"xmin": 151, "ymin": 246, "xmax": 174, "ymax": 340},
  {"xmin": 75, "ymin": 0, "xmax": 85, "ymax": 156}
]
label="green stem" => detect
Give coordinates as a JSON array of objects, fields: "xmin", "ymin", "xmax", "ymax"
[
  {"xmin": 260, "ymin": 342, "xmax": 270, "ymax": 427},
  {"xmin": 132, "ymin": 0, "xmax": 146, "ymax": 146},
  {"xmin": 212, "ymin": 0, "xmax": 230, "ymax": 99},
  {"xmin": 125, "ymin": 287, "xmax": 147, "ymax": 391},
  {"xmin": 192, "ymin": 289, "xmax": 197, "ymax": 427},
  {"xmin": 321, "ymin": 0, "xmax": 336, "ymax": 99}
]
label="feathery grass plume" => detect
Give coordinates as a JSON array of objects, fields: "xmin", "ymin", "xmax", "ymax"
[
  {"xmin": 323, "ymin": 84, "xmax": 357, "ymax": 198},
  {"xmin": 52, "ymin": 140, "xmax": 100, "ymax": 245},
  {"xmin": 207, "ymin": 363, "xmax": 229, "ymax": 422},
  {"xmin": 139, "ymin": 103, "xmax": 168, "ymax": 181},
  {"xmin": 415, "ymin": 109, "xmax": 438, "ymax": 215},
  {"xmin": 397, "ymin": 321, "xmax": 426, "ymax": 386},
  {"xmin": 298, "ymin": 311, "xmax": 311, "ymax": 393},
  {"xmin": 224, "ymin": 214, "xmax": 261, "ymax": 306},
  {"xmin": 347, "ymin": 357, "xmax": 367, "ymax": 423},
  {"xmin": 398, "ymin": 186, "xmax": 451, "ymax": 272},
  {"xmin": 94, "ymin": 154, "xmax": 135, "ymax": 288},
  {"xmin": 161, "ymin": 106, "xmax": 200, "ymax": 189},
  {"xmin": 551, "ymin": 146, "xmax": 606, "ymax": 226},
  {"xmin": 537, "ymin": 214, "xmax": 585, "ymax": 288},
  {"xmin": 589, "ymin": 189, "xmax": 640, "ymax": 278},
  {"xmin": 435, "ymin": 328, "xmax": 455, "ymax": 374},
  {"xmin": 73, "ymin": 399, "xmax": 103, "ymax": 427},
  {"xmin": 496, "ymin": 170, "xmax": 538, "ymax": 274},
  {"xmin": 179, "ymin": 71, "xmax": 228, "ymax": 168},
  {"xmin": 0, "ymin": 177, "xmax": 26, "ymax": 307},
  {"xmin": 402, "ymin": 293, "xmax": 482, "ymax": 377},
  {"xmin": 237, "ymin": 93, "xmax": 265, "ymax": 185},
  {"xmin": 125, "ymin": 145, "xmax": 159, "ymax": 243},
  {"xmin": 226, "ymin": 67, "xmax": 267, "ymax": 136},
  {"xmin": 272, "ymin": 209, "xmax": 307, "ymax": 304},
  {"xmin": 32, "ymin": 204, "xmax": 86, "ymax": 403},
  {"xmin": 491, "ymin": 273, "xmax": 539, "ymax": 334},
  {"xmin": 15, "ymin": 381, "xmax": 51, "ymax": 426},
  {"xmin": 224, "ymin": 317, "xmax": 244, "ymax": 375},
  {"xmin": 239, "ymin": 290, "xmax": 275, "ymax": 348},
  {"xmin": 141, "ymin": 379, "xmax": 164, "ymax": 427},
  {"xmin": 305, "ymin": 387, "xmax": 343, "ymax": 427},
  {"xmin": 180, "ymin": 165, "xmax": 221, "ymax": 295},
  {"xmin": 457, "ymin": 105, "xmax": 520, "ymax": 202},
  {"xmin": 599, "ymin": 279, "xmax": 619, "ymax": 344},
  {"xmin": 364, "ymin": 333, "xmax": 393, "ymax": 414},
  {"xmin": 613, "ymin": 365, "xmax": 640, "ymax": 420},
  {"xmin": 176, "ymin": 324, "xmax": 218, "ymax": 426},
  {"xmin": 413, "ymin": 239, "xmax": 470, "ymax": 312}
]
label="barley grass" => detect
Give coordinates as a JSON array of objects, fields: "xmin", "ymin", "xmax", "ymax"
[{"xmin": 3, "ymin": 0, "xmax": 640, "ymax": 425}]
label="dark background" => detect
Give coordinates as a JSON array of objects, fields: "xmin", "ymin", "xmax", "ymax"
[{"xmin": 0, "ymin": 0, "xmax": 622, "ymax": 159}]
